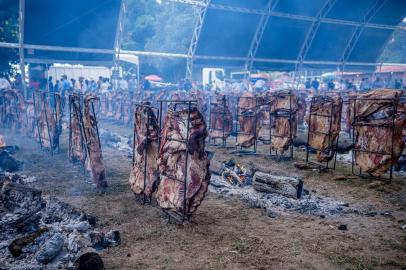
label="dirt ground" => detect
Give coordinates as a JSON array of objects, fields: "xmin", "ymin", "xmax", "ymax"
[{"xmin": 2, "ymin": 121, "xmax": 406, "ymax": 270}]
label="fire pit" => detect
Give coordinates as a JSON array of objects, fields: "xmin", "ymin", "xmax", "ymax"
[{"xmin": 0, "ymin": 174, "xmax": 119, "ymax": 269}]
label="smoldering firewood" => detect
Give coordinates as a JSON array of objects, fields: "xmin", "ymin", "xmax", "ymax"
[
  {"xmin": 247, "ymin": 162, "xmax": 272, "ymax": 174},
  {"xmin": 1, "ymin": 181, "xmax": 42, "ymax": 210},
  {"xmin": 35, "ymin": 233, "xmax": 65, "ymax": 264},
  {"xmin": 253, "ymin": 171, "xmax": 303, "ymax": 199},
  {"xmin": 0, "ymin": 150, "xmax": 21, "ymax": 172},
  {"xmin": 210, "ymin": 160, "xmax": 224, "ymax": 175},
  {"xmin": 74, "ymin": 251, "xmax": 105, "ymax": 270},
  {"xmin": 0, "ymin": 145, "xmax": 19, "ymax": 155},
  {"xmin": 8, "ymin": 227, "xmax": 49, "ymax": 257}
]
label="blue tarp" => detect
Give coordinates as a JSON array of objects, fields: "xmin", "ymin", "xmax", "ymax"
[{"xmin": 24, "ymin": 0, "xmax": 121, "ymax": 65}]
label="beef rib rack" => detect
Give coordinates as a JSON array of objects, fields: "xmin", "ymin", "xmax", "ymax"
[
  {"xmin": 209, "ymin": 93, "xmax": 233, "ymax": 139},
  {"xmin": 236, "ymin": 92, "xmax": 257, "ymax": 147},
  {"xmin": 269, "ymin": 90, "xmax": 298, "ymax": 154},
  {"xmin": 308, "ymin": 95, "xmax": 343, "ymax": 162},
  {"xmin": 129, "ymin": 103, "xmax": 159, "ymax": 198},
  {"xmin": 350, "ymin": 89, "xmax": 406, "ymax": 176},
  {"xmin": 156, "ymin": 105, "xmax": 210, "ymax": 217},
  {"xmin": 83, "ymin": 95, "xmax": 107, "ymax": 188},
  {"xmin": 33, "ymin": 91, "xmax": 58, "ymax": 150},
  {"xmin": 69, "ymin": 94, "xmax": 87, "ymax": 165}
]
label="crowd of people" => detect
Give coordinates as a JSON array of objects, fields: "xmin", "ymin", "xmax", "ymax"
[
  {"xmin": 305, "ymin": 76, "xmax": 405, "ymax": 94},
  {"xmin": 1, "ymin": 71, "xmax": 405, "ymax": 102}
]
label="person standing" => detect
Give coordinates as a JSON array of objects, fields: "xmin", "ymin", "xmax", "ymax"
[
  {"xmin": 74, "ymin": 77, "xmax": 86, "ymax": 93},
  {"xmin": 372, "ymin": 77, "xmax": 384, "ymax": 89},
  {"xmin": 305, "ymin": 78, "xmax": 311, "ymax": 90},
  {"xmin": 128, "ymin": 74, "xmax": 137, "ymax": 99},
  {"xmin": 13, "ymin": 74, "xmax": 24, "ymax": 96},
  {"xmin": 311, "ymin": 78, "xmax": 319, "ymax": 94},
  {"xmin": 48, "ymin": 76, "xmax": 56, "ymax": 107},
  {"xmin": 327, "ymin": 79, "xmax": 335, "ymax": 91}
]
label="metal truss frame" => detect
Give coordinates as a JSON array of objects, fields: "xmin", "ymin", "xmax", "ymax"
[
  {"xmin": 168, "ymin": 0, "xmax": 402, "ymax": 30},
  {"xmin": 186, "ymin": 0, "xmax": 211, "ymax": 79},
  {"xmin": 0, "ymin": 41, "xmax": 381, "ymax": 67},
  {"xmin": 112, "ymin": 0, "xmax": 126, "ymax": 90},
  {"xmin": 295, "ymin": 0, "xmax": 337, "ymax": 76},
  {"xmin": 340, "ymin": 0, "xmax": 388, "ymax": 71},
  {"xmin": 244, "ymin": 0, "xmax": 279, "ymax": 75},
  {"xmin": 18, "ymin": 0, "xmax": 27, "ymax": 97}
]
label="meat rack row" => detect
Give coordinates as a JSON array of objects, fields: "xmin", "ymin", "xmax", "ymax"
[
  {"xmin": 32, "ymin": 90, "xmax": 62, "ymax": 155},
  {"xmin": 68, "ymin": 93, "xmax": 102, "ymax": 176},
  {"xmin": 208, "ymin": 93, "xmax": 339, "ymax": 164},
  {"xmin": 349, "ymin": 95, "xmax": 400, "ymax": 180},
  {"xmin": 208, "ymin": 93, "xmax": 297, "ymax": 159},
  {"xmin": 207, "ymin": 92, "xmax": 406, "ymax": 179},
  {"xmin": 133, "ymin": 99, "xmax": 198, "ymax": 224}
]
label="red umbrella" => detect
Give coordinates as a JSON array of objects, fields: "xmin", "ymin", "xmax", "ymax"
[{"xmin": 144, "ymin": 75, "xmax": 163, "ymax": 82}]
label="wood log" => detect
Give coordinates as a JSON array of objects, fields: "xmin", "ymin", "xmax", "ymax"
[
  {"xmin": 210, "ymin": 160, "xmax": 224, "ymax": 175},
  {"xmin": 1, "ymin": 181, "xmax": 42, "ymax": 210},
  {"xmin": 8, "ymin": 227, "xmax": 48, "ymax": 257},
  {"xmin": 253, "ymin": 171, "xmax": 303, "ymax": 199}
]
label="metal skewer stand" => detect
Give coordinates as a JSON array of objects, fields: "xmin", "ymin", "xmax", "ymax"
[
  {"xmin": 132, "ymin": 102, "xmax": 159, "ymax": 205},
  {"xmin": 157, "ymin": 99, "xmax": 198, "ymax": 224},
  {"xmin": 232, "ymin": 95, "xmax": 258, "ymax": 155},
  {"xmin": 305, "ymin": 95, "xmax": 343, "ymax": 171},
  {"xmin": 268, "ymin": 92, "xmax": 295, "ymax": 161},
  {"xmin": 208, "ymin": 95, "xmax": 233, "ymax": 148},
  {"xmin": 350, "ymin": 96, "xmax": 398, "ymax": 180}
]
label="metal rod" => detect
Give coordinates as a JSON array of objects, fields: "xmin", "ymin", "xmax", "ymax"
[{"xmin": 42, "ymin": 92, "xmax": 53, "ymax": 155}]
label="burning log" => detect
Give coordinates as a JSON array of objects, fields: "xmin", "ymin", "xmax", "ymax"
[
  {"xmin": 8, "ymin": 227, "xmax": 49, "ymax": 257},
  {"xmin": 253, "ymin": 171, "xmax": 303, "ymax": 199},
  {"xmin": 0, "ymin": 148, "xmax": 21, "ymax": 172},
  {"xmin": 35, "ymin": 233, "xmax": 65, "ymax": 264}
]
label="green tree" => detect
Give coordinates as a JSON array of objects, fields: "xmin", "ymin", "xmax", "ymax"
[
  {"xmin": 123, "ymin": 0, "xmax": 196, "ymax": 81},
  {"xmin": 0, "ymin": 0, "xmax": 19, "ymax": 78},
  {"xmin": 144, "ymin": 2, "xmax": 194, "ymax": 80}
]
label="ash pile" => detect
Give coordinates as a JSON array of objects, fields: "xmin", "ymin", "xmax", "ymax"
[
  {"xmin": 210, "ymin": 159, "xmax": 355, "ymax": 217},
  {"xmin": 0, "ymin": 174, "xmax": 119, "ymax": 270},
  {"xmin": 99, "ymin": 128, "xmax": 132, "ymax": 157}
]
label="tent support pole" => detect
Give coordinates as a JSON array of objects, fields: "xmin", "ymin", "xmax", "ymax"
[
  {"xmin": 294, "ymin": 0, "xmax": 337, "ymax": 81},
  {"xmin": 244, "ymin": 0, "xmax": 279, "ymax": 76},
  {"xmin": 186, "ymin": 0, "xmax": 210, "ymax": 80},
  {"xmin": 19, "ymin": 0, "xmax": 27, "ymax": 98},
  {"xmin": 339, "ymin": 0, "xmax": 388, "ymax": 72}
]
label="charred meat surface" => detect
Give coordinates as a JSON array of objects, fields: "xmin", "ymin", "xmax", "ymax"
[
  {"xmin": 33, "ymin": 91, "xmax": 59, "ymax": 150},
  {"xmin": 236, "ymin": 92, "xmax": 257, "ymax": 148},
  {"xmin": 209, "ymin": 93, "xmax": 233, "ymax": 139},
  {"xmin": 84, "ymin": 95, "xmax": 107, "ymax": 188},
  {"xmin": 69, "ymin": 95, "xmax": 87, "ymax": 164},
  {"xmin": 129, "ymin": 103, "xmax": 159, "ymax": 197},
  {"xmin": 156, "ymin": 106, "xmax": 210, "ymax": 216},
  {"xmin": 269, "ymin": 90, "xmax": 298, "ymax": 153},
  {"xmin": 308, "ymin": 95, "xmax": 343, "ymax": 162},
  {"xmin": 350, "ymin": 89, "xmax": 406, "ymax": 176}
]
